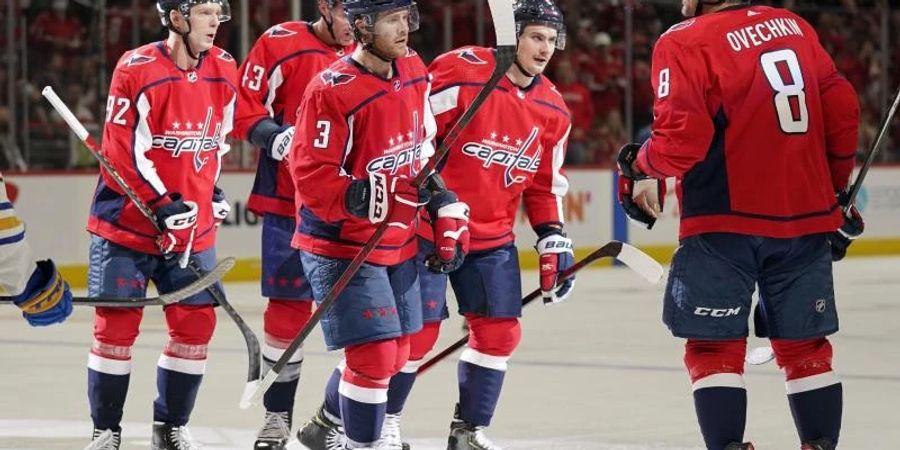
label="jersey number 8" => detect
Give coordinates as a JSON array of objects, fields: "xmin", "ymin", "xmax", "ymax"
[{"xmin": 760, "ymin": 49, "xmax": 809, "ymax": 134}]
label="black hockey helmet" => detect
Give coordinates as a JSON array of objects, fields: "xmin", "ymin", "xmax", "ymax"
[
  {"xmin": 156, "ymin": 0, "xmax": 231, "ymax": 28},
  {"xmin": 343, "ymin": 0, "xmax": 420, "ymax": 35},
  {"xmin": 513, "ymin": 0, "xmax": 566, "ymax": 50},
  {"xmin": 690, "ymin": 0, "xmax": 750, "ymax": 17}
]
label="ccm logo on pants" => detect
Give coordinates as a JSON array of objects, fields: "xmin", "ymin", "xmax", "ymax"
[{"xmin": 693, "ymin": 307, "xmax": 741, "ymax": 317}]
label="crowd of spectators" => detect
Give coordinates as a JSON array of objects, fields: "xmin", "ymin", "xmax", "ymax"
[{"xmin": 0, "ymin": 0, "xmax": 897, "ymax": 169}]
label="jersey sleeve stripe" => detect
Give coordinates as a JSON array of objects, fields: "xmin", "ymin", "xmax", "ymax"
[
  {"xmin": 430, "ymin": 85, "xmax": 460, "ymax": 116},
  {"xmin": 132, "ymin": 93, "xmax": 167, "ymax": 196},
  {"xmin": 550, "ymin": 124, "xmax": 570, "ymax": 199}
]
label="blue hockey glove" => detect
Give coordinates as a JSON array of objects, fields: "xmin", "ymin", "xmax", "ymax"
[
  {"xmin": 828, "ymin": 204, "xmax": 864, "ymax": 262},
  {"xmin": 425, "ymin": 190, "xmax": 470, "ymax": 274},
  {"xmin": 535, "ymin": 227, "xmax": 575, "ymax": 304},
  {"xmin": 13, "ymin": 260, "xmax": 73, "ymax": 326}
]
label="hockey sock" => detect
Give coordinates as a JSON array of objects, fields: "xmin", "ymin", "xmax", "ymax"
[
  {"xmin": 324, "ymin": 362, "xmax": 344, "ymax": 421},
  {"xmin": 457, "ymin": 348, "xmax": 507, "ymax": 427},
  {"xmin": 773, "ymin": 338, "xmax": 842, "ymax": 444},
  {"xmin": 386, "ymin": 359, "xmax": 422, "ymax": 414},
  {"xmin": 153, "ymin": 342, "xmax": 207, "ymax": 426},
  {"xmin": 692, "ymin": 381, "xmax": 748, "ymax": 450},
  {"xmin": 87, "ymin": 342, "xmax": 133, "ymax": 431},
  {"xmin": 262, "ymin": 335, "xmax": 303, "ymax": 414},
  {"xmin": 339, "ymin": 367, "xmax": 388, "ymax": 445}
]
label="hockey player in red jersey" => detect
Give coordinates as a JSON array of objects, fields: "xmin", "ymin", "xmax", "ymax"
[
  {"xmin": 617, "ymin": 1, "xmax": 861, "ymax": 449},
  {"xmin": 375, "ymin": 1, "xmax": 574, "ymax": 448},
  {"xmin": 83, "ymin": 1, "xmax": 237, "ymax": 449},
  {"xmin": 233, "ymin": 1, "xmax": 355, "ymax": 447},
  {"xmin": 0, "ymin": 174, "xmax": 73, "ymax": 327},
  {"xmin": 287, "ymin": 1, "xmax": 469, "ymax": 449}
]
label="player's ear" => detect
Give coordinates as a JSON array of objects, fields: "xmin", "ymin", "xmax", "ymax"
[{"xmin": 317, "ymin": 0, "xmax": 329, "ymax": 18}]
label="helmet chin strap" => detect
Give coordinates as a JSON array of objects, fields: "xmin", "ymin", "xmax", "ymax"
[
  {"xmin": 322, "ymin": 9, "xmax": 339, "ymax": 43},
  {"xmin": 169, "ymin": 19, "xmax": 207, "ymax": 62},
  {"xmin": 514, "ymin": 58, "xmax": 535, "ymax": 79}
]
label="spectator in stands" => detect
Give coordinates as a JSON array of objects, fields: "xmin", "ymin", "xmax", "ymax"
[
  {"xmin": 556, "ymin": 58, "xmax": 594, "ymax": 166},
  {"xmin": 29, "ymin": 0, "xmax": 85, "ymax": 53}
]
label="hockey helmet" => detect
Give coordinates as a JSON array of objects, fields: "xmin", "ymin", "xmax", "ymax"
[
  {"xmin": 343, "ymin": 0, "xmax": 420, "ymax": 35},
  {"xmin": 157, "ymin": 0, "xmax": 231, "ymax": 28},
  {"xmin": 513, "ymin": 0, "xmax": 566, "ymax": 50},
  {"xmin": 690, "ymin": 0, "xmax": 750, "ymax": 17}
]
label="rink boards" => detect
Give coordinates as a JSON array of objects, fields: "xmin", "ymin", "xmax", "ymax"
[{"xmin": 6, "ymin": 167, "xmax": 900, "ymax": 287}]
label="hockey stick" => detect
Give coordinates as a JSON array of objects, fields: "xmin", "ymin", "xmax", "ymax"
[
  {"xmin": 239, "ymin": 0, "xmax": 519, "ymax": 409},
  {"xmin": 0, "ymin": 257, "xmax": 235, "ymax": 307},
  {"xmin": 416, "ymin": 241, "xmax": 664, "ymax": 376},
  {"xmin": 843, "ymin": 83, "xmax": 900, "ymax": 211},
  {"xmin": 41, "ymin": 86, "xmax": 261, "ymax": 383}
]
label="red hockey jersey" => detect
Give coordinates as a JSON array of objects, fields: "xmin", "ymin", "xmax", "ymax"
[
  {"xmin": 419, "ymin": 46, "xmax": 571, "ymax": 252},
  {"xmin": 88, "ymin": 42, "xmax": 238, "ymax": 254},
  {"xmin": 636, "ymin": 5, "xmax": 859, "ymax": 239},
  {"xmin": 235, "ymin": 22, "xmax": 354, "ymax": 217},
  {"xmin": 289, "ymin": 52, "xmax": 434, "ymax": 265}
]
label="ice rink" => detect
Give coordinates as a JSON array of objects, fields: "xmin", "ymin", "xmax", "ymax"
[{"xmin": 1, "ymin": 255, "xmax": 898, "ymax": 449}]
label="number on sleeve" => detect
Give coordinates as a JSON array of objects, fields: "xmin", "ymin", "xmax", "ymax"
[
  {"xmin": 657, "ymin": 68, "xmax": 670, "ymax": 99},
  {"xmin": 105, "ymin": 96, "xmax": 131, "ymax": 125},
  {"xmin": 242, "ymin": 64, "xmax": 265, "ymax": 92},
  {"xmin": 760, "ymin": 49, "xmax": 809, "ymax": 134},
  {"xmin": 313, "ymin": 120, "xmax": 332, "ymax": 149}
]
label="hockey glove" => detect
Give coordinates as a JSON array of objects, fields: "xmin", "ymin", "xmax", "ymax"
[
  {"xmin": 13, "ymin": 260, "xmax": 73, "ymax": 327},
  {"xmin": 154, "ymin": 193, "xmax": 199, "ymax": 263},
  {"xmin": 535, "ymin": 227, "xmax": 575, "ymax": 304},
  {"xmin": 828, "ymin": 197, "xmax": 864, "ymax": 262},
  {"xmin": 268, "ymin": 125, "xmax": 295, "ymax": 161},
  {"xmin": 425, "ymin": 190, "xmax": 470, "ymax": 274},
  {"xmin": 212, "ymin": 186, "xmax": 230, "ymax": 226},
  {"xmin": 616, "ymin": 143, "xmax": 666, "ymax": 229},
  {"xmin": 345, "ymin": 172, "xmax": 430, "ymax": 229}
]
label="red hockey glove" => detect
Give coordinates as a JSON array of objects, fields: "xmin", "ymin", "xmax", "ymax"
[
  {"xmin": 425, "ymin": 190, "xmax": 470, "ymax": 273},
  {"xmin": 616, "ymin": 143, "xmax": 666, "ymax": 229},
  {"xmin": 154, "ymin": 193, "xmax": 199, "ymax": 260},
  {"xmin": 535, "ymin": 227, "xmax": 575, "ymax": 304},
  {"xmin": 345, "ymin": 173, "xmax": 430, "ymax": 229}
]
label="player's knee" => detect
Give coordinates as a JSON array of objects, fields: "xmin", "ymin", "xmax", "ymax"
[
  {"xmin": 164, "ymin": 304, "xmax": 216, "ymax": 345},
  {"xmin": 771, "ymin": 337, "xmax": 833, "ymax": 380},
  {"xmin": 466, "ymin": 315, "xmax": 521, "ymax": 357},
  {"xmin": 345, "ymin": 338, "xmax": 405, "ymax": 380},
  {"xmin": 684, "ymin": 338, "xmax": 747, "ymax": 383},
  {"xmin": 409, "ymin": 321, "xmax": 441, "ymax": 361},
  {"xmin": 93, "ymin": 307, "xmax": 143, "ymax": 347},
  {"xmin": 263, "ymin": 299, "xmax": 313, "ymax": 342}
]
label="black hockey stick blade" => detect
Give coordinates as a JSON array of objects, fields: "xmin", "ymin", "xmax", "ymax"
[
  {"xmin": 239, "ymin": 0, "xmax": 519, "ymax": 410},
  {"xmin": 0, "ymin": 257, "xmax": 235, "ymax": 307},
  {"xmin": 417, "ymin": 241, "xmax": 664, "ymax": 376}
]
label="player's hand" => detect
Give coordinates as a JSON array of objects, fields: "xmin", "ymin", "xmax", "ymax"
[
  {"xmin": 828, "ymin": 204, "xmax": 864, "ymax": 261},
  {"xmin": 535, "ymin": 228, "xmax": 575, "ymax": 305},
  {"xmin": 268, "ymin": 125, "xmax": 295, "ymax": 161},
  {"xmin": 616, "ymin": 143, "xmax": 665, "ymax": 229},
  {"xmin": 212, "ymin": 186, "xmax": 230, "ymax": 226},
  {"xmin": 154, "ymin": 193, "xmax": 199, "ymax": 259},
  {"xmin": 13, "ymin": 260, "xmax": 73, "ymax": 327},
  {"xmin": 425, "ymin": 190, "xmax": 470, "ymax": 273},
  {"xmin": 345, "ymin": 173, "xmax": 430, "ymax": 229}
]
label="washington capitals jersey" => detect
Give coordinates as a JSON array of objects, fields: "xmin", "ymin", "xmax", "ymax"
[
  {"xmin": 235, "ymin": 22, "xmax": 354, "ymax": 217},
  {"xmin": 420, "ymin": 46, "xmax": 571, "ymax": 252},
  {"xmin": 88, "ymin": 42, "xmax": 237, "ymax": 254},
  {"xmin": 289, "ymin": 52, "xmax": 435, "ymax": 265},
  {"xmin": 636, "ymin": 5, "xmax": 859, "ymax": 239}
]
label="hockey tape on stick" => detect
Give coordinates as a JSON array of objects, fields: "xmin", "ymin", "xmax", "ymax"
[
  {"xmin": 239, "ymin": 0, "xmax": 519, "ymax": 409},
  {"xmin": 42, "ymin": 86, "xmax": 261, "ymax": 383},
  {"xmin": 417, "ymin": 241, "xmax": 664, "ymax": 376}
]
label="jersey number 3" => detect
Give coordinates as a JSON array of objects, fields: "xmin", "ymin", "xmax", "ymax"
[{"xmin": 761, "ymin": 49, "xmax": 809, "ymax": 134}]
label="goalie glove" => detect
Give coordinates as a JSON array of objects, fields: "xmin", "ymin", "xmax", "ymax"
[
  {"xmin": 425, "ymin": 190, "xmax": 470, "ymax": 274},
  {"xmin": 345, "ymin": 172, "xmax": 430, "ymax": 229},
  {"xmin": 153, "ymin": 193, "xmax": 199, "ymax": 265},
  {"xmin": 12, "ymin": 260, "xmax": 73, "ymax": 327},
  {"xmin": 616, "ymin": 143, "xmax": 666, "ymax": 229},
  {"xmin": 212, "ymin": 186, "xmax": 230, "ymax": 226},
  {"xmin": 828, "ymin": 191, "xmax": 864, "ymax": 262},
  {"xmin": 535, "ymin": 227, "xmax": 575, "ymax": 305}
]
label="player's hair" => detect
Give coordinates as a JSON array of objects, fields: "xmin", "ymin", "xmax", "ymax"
[{"xmin": 691, "ymin": 0, "xmax": 749, "ymax": 17}]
